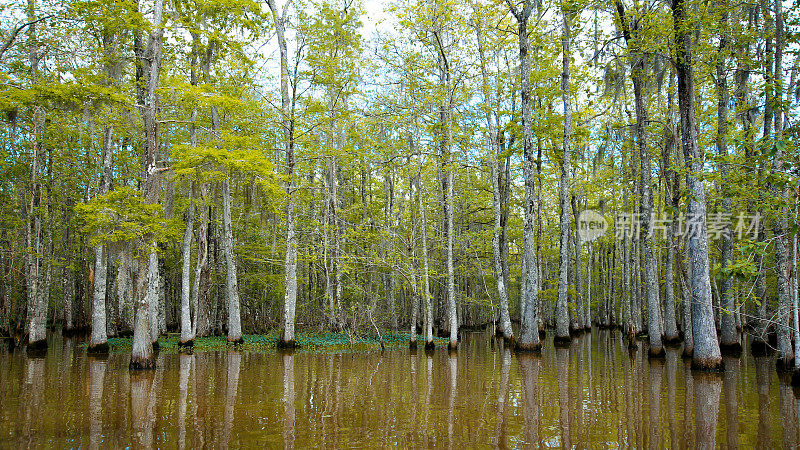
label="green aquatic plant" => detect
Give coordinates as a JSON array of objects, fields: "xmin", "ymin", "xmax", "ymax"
[{"xmin": 84, "ymin": 332, "xmax": 448, "ymax": 354}]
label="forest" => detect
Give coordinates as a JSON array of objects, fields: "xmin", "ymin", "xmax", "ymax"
[{"xmin": 0, "ymin": 0, "xmax": 798, "ymax": 375}]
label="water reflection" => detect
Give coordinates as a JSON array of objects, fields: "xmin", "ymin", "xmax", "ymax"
[
  {"xmin": 693, "ymin": 372, "xmax": 721, "ymax": 450},
  {"xmin": 282, "ymin": 352, "xmax": 295, "ymax": 450},
  {"xmin": 88, "ymin": 356, "xmax": 106, "ymax": 450},
  {"xmin": 0, "ymin": 331, "xmax": 798, "ymax": 447},
  {"xmin": 556, "ymin": 346, "xmax": 570, "ymax": 448},
  {"xmin": 722, "ymin": 356, "xmax": 739, "ymax": 449},
  {"xmin": 518, "ymin": 354, "xmax": 540, "ymax": 446},
  {"xmin": 178, "ymin": 353, "xmax": 190, "ymax": 450}
]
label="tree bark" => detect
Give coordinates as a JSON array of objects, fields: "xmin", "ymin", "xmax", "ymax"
[
  {"xmin": 673, "ymin": 0, "xmax": 722, "ymax": 370},
  {"xmin": 268, "ymin": 0, "xmax": 298, "ymax": 347},
  {"xmin": 555, "ymin": 4, "xmax": 573, "ymax": 344},
  {"xmin": 715, "ymin": 0, "xmax": 739, "ymax": 352},
  {"xmin": 130, "ymin": 0, "xmax": 165, "ymax": 370}
]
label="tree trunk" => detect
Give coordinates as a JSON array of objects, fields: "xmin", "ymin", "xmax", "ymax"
[
  {"xmin": 179, "ymin": 188, "xmax": 195, "ymax": 346},
  {"xmin": 268, "ymin": 0, "xmax": 298, "ymax": 347},
  {"xmin": 555, "ymin": 4, "xmax": 573, "ymax": 344},
  {"xmin": 715, "ymin": 0, "xmax": 739, "ymax": 352},
  {"xmin": 25, "ymin": 0, "xmax": 47, "ymax": 351},
  {"xmin": 769, "ymin": 0, "xmax": 793, "ymax": 370},
  {"xmin": 476, "ymin": 18, "xmax": 512, "ymax": 342},
  {"xmin": 222, "ymin": 178, "xmax": 243, "ymax": 344},
  {"xmin": 130, "ymin": 0, "xmax": 165, "ymax": 370},
  {"xmin": 673, "ymin": 0, "xmax": 722, "ymax": 370},
  {"xmin": 615, "ymin": 0, "xmax": 663, "ymax": 356}
]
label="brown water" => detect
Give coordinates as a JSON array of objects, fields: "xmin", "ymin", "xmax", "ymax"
[{"xmin": 0, "ymin": 330, "xmax": 798, "ymax": 448}]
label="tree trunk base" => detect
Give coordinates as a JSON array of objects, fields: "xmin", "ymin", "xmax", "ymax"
[
  {"xmin": 514, "ymin": 341, "xmax": 542, "ymax": 353},
  {"xmin": 776, "ymin": 356, "xmax": 794, "ymax": 373},
  {"xmin": 26, "ymin": 339, "xmax": 48, "ymax": 357},
  {"xmin": 791, "ymin": 369, "xmax": 800, "ymax": 389},
  {"xmin": 719, "ymin": 342, "xmax": 742, "ymax": 357},
  {"xmin": 129, "ymin": 355, "xmax": 156, "ymax": 370},
  {"xmin": 87, "ymin": 342, "xmax": 110, "ymax": 355},
  {"xmin": 663, "ymin": 334, "xmax": 682, "ymax": 347},
  {"xmin": 691, "ymin": 356, "xmax": 724, "ymax": 372},
  {"xmin": 228, "ymin": 336, "xmax": 244, "ymax": 347},
  {"xmin": 554, "ymin": 335, "xmax": 572, "ymax": 348},
  {"xmin": 178, "ymin": 338, "xmax": 194, "ymax": 350},
  {"xmin": 447, "ymin": 342, "xmax": 458, "ymax": 353},
  {"xmin": 648, "ymin": 346, "xmax": 666, "ymax": 359},
  {"xmin": 538, "ymin": 327, "xmax": 546, "ymax": 339},
  {"xmin": 750, "ymin": 340, "xmax": 772, "ymax": 357},
  {"xmin": 277, "ymin": 339, "xmax": 297, "ymax": 349},
  {"xmin": 409, "ymin": 340, "xmax": 417, "ymax": 350},
  {"xmin": 424, "ymin": 340, "xmax": 435, "ymax": 353}
]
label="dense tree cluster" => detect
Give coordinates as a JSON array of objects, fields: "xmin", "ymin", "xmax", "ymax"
[{"xmin": 0, "ymin": 0, "xmax": 798, "ymax": 371}]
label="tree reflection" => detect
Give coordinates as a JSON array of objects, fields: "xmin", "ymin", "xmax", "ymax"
[
  {"xmin": 693, "ymin": 372, "xmax": 721, "ymax": 450},
  {"xmin": 88, "ymin": 356, "xmax": 106, "ymax": 450},
  {"xmin": 556, "ymin": 346, "xmax": 570, "ymax": 448},
  {"xmin": 282, "ymin": 352, "xmax": 295, "ymax": 450},
  {"xmin": 518, "ymin": 354, "xmax": 540, "ymax": 447}
]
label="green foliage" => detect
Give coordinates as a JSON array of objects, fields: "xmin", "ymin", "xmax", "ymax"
[{"xmin": 76, "ymin": 187, "xmax": 181, "ymax": 254}]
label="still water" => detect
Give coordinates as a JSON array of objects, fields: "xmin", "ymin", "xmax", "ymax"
[{"xmin": 0, "ymin": 330, "xmax": 797, "ymax": 448}]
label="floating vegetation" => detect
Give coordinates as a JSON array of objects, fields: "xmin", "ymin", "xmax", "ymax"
[{"xmin": 87, "ymin": 332, "xmax": 448, "ymax": 354}]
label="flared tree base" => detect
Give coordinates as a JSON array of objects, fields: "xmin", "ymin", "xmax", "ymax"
[
  {"xmin": 129, "ymin": 355, "xmax": 156, "ymax": 370},
  {"xmin": 791, "ymin": 368, "xmax": 800, "ymax": 389},
  {"xmin": 277, "ymin": 339, "xmax": 297, "ymax": 349},
  {"xmin": 447, "ymin": 342, "xmax": 458, "ymax": 353},
  {"xmin": 719, "ymin": 341, "xmax": 742, "ymax": 357},
  {"xmin": 750, "ymin": 340, "xmax": 772, "ymax": 357},
  {"xmin": 178, "ymin": 339, "xmax": 194, "ymax": 351},
  {"xmin": 648, "ymin": 346, "xmax": 666, "ymax": 359},
  {"xmin": 776, "ymin": 356, "xmax": 795, "ymax": 373},
  {"xmin": 87, "ymin": 342, "xmax": 110, "ymax": 355},
  {"xmin": 409, "ymin": 340, "xmax": 417, "ymax": 350},
  {"xmin": 554, "ymin": 335, "xmax": 571, "ymax": 348},
  {"xmin": 26, "ymin": 338, "xmax": 47, "ymax": 357},
  {"xmin": 663, "ymin": 334, "xmax": 682, "ymax": 348},
  {"xmin": 514, "ymin": 341, "xmax": 542, "ymax": 353},
  {"xmin": 424, "ymin": 340, "xmax": 435, "ymax": 353},
  {"xmin": 691, "ymin": 356, "xmax": 724, "ymax": 372},
  {"xmin": 228, "ymin": 336, "xmax": 244, "ymax": 347}
]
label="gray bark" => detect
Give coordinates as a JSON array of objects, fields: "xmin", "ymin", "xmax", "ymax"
[
  {"xmin": 476, "ymin": 18, "xmax": 512, "ymax": 341},
  {"xmin": 556, "ymin": 5, "xmax": 573, "ymax": 342},
  {"xmin": 268, "ymin": 0, "xmax": 297, "ymax": 346},
  {"xmin": 222, "ymin": 178, "xmax": 243, "ymax": 343},
  {"xmin": 769, "ymin": 0, "xmax": 793, "ymax": 368},
  {"xmin": 180, "ymin": 189, "xmax": 195, "ymax": 345},
  {"xmin": 615, "ymin": 0, "xmax": 663, "ymax": 355},
  {"xmin": 674, "ymin": 0, "xmax": 722, "ymax": 369},
  {"xmin": 130, "ymin": 0, "xmax": 165, "ymax": 369},
  {"xmin": 715, "ymin": 0, "xmax": 738, "ymax": 350}
]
